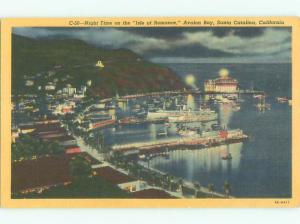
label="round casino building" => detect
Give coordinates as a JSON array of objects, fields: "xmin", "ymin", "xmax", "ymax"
[{"xmin": 204, "ymin": 68, "xmax": 238, "ymax": 93}]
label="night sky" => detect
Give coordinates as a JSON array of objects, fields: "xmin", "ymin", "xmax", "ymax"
[{"xmin": 13, "ymin": 27, "xmax": 291, "ymax": 63}]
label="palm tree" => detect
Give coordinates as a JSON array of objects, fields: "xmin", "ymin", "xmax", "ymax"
[
  {"xmin": 223, "ymin": 181, "xmax": 231, "ymax": 198},
  {"xmin": 149, "ymin": 172, "xmax": 157, "ymax": 186},
  {"xmin": 177, "ymin": 178, "xmax": 184, "ymax": 194},
  {"xmin": 167, "ymin": 175, "xmax": 174, "ymax": 191},
  {"xmin": 208, "ymin": 183, "xmax": 215, "ymax": 198},
  {"xmin": 194, "ymin": 182, "xmax": 201, "ymax": 198}
]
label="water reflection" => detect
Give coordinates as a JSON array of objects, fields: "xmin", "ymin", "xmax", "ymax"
[
  {"xmin": 218, "ymin": 103, "xmax": 234, "ymax": 129},
  {"xmin": 186, "ymin": 94, "xmax": 196, "ymax": 110},
  {"xmin": 149, "ymin": 123, "xmax": 157, "ymax": 141},
  {"xmin": 148, "ymin": 142, "xmax": 243, "ymax": 182},
  {"xmin": 95, "ymin": 90, "xmax": 290, "ymax": 197}
]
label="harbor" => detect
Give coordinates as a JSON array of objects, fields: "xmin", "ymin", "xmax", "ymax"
[
  {"xmin": 12, "ymin": 62, "xmax": 292, "ymax": 198},
  {"xmin": 9, "ymin": 26, "xmax": 292, "ymax": 200},
  {"xmin": 11, "ymin": 63, "xmax": 292, "ymax": 198}
]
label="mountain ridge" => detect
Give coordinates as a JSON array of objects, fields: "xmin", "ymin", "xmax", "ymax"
[{"xmin": 12, "ymin": 34, "xmax": 185, "ymax": 98}]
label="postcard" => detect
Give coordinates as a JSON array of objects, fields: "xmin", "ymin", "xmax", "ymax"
[{"xmin": 0, "ymin": 17, "xmax": 299, "ymax": 208}]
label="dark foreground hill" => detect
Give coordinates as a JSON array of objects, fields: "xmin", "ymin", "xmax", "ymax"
[{"xmin": 12, "ymin": 34, "xmax": 184, "ymax": 98}]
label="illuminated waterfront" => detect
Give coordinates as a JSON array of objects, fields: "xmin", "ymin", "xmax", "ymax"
[
  {"xmin": 95, "ymin": 63, "xmax": 291, "ymax": 198},
  {"xmin": 146, "ymin": 63, "xmax": 291, "ymax": 198}
]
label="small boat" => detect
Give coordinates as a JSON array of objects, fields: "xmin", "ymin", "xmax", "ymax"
[
  {"xmin": 164, "ymin": 122, "xmax": 171, "ymax": 127},
  {"xmin": 178, "ymin": 129, "xmax": 198, "ymax": 137},
  {"xmin": 211, "ymin": 123, "xmax": 221, "ymax": 131},
  {"xmin": 276, "ymin": 97, "xmax": 289, "ymax": 103},
  {"xmin": 253, "ymin": 94, "xmax": 264, "ymax": 99},
  {"xmin": 222, "ymin": 153, "xmax": 232, "ymax": 160},
  {"xmin": 139, "ymin": 154, "xmax": 146, "ymax": 159},
  {"xmin": 227, "ymin": 95, "xmax": 237, "ymax": 100},
  {"xmin": 255, "ymin": 94, "xmax": 271, "ymax": 110},
  {"xmin": 219, "ymin": 98, "xmax": 234, "ymax": 104},
  {"xmin": 157, "ymin": 130, "xmax": 167, "ymax": 136},
  {"xmin": 255, "ymin": 103, "xmax": 271, "ymax": 110}
]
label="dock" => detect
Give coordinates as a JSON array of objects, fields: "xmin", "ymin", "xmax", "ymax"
[
  {"xmin": 204, "ymin": 90, "xmax": 265, "ymax": 95},
  {"xmin": 112, "ymin": 130, "xmax": 247, "ymax": 155}
]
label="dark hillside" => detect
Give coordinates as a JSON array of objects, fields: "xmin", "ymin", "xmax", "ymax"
[{"xmin": 12, "ymin": 34, "xmax": 185, "ymax": 97}]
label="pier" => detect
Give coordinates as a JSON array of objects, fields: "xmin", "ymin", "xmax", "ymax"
[
  {"xmin": 112, "ymin": 130, "xmax": 248, "ymax": 155},
  {"xmin": 204, "ymin": 90, "xmax": 265, "ymax": 95},
  {"xmin": 120, "ymin": 89, "xmax": 265, "ymax": 100}
]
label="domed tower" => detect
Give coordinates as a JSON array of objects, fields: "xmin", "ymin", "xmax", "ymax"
[{"xmin": 215, "ymin": 68, "xmax": 238, "ymax": 93}]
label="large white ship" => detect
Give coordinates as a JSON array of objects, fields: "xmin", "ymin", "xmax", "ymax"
[
  {"xmin": 147, "ymin": 109, "xmax": 218, "ymax": 123},
  {"xmin": 168, "ymin": 112, "xmax": 218, "ymax": 123}
]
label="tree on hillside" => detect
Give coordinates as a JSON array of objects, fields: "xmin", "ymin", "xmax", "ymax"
[{"xmin": 11, "ymin": 134, "xmax": 64, "ymax": 161}]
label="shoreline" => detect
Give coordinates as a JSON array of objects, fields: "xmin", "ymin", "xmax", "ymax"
[{"xmin": 74, "ymin": 134, "xmax": 232, "ymax": 199}]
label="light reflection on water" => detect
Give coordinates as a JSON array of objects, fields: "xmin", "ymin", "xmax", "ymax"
[
  {"xmin": 148, "ymin": 142, "xmax": 243, "ymax": 181},
  {"xmin": 218, "ymin": 103, "xmax": 234, "ymax": 129},
  {"xmin": 97, "ymin": 92, "xmax": 291, "ymax": 198},
  {"xmin": 187, "ymin": 94, "xmax": 196, "ymax": 110},
  {"xmin": 146, "ymin": 63, "xmax": 292, "ymax": 198}
]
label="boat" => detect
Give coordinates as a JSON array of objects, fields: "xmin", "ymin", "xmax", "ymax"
[
  {"xmin": 226, "ymin": 95, "xmax": 238, "ymax": 100},
  {"xmin": 168, "ymin": 111, "xmax": 218, "ymax": 123},
  {"xmin": 139, "ymin": 154, "xmax": 146, "ymax": 160},
  {"xmin": 136, "ymin": 109, "xmax": 147, "ymax": 116},
  {"xmin": 164, "ymin": 122, "xmax": 171, "ymax": 127},
  {"xmin": 177, "ymin": 129, "xmax": 198, "ymax": 137},
  {"xmin": 156, "ymin": 130, "xmax": 168, "ymax": 137},
  {"xmin": 222, "ymin": 153, "xmax": 232, "ymax": 160},
  {"xmin": 219, "ymin": 98, "xmax": 235, "ymax": 105},
  {"xmin": 211, "ymin": 123, "xmax": 222, "ymax": 131},
  {"xmin": 255, "ymin": 103, "xmax": 271, "ymax": 110},
  {"xmin": 255, "ymin": 94, "xmax": 271, "ymax": 111},
  {"xmin": 253, "ymin": 94, "xmax": 264, "ymax": 99},
  {"xmin": 276, "ymin": 97, "xmax": 289, "ymax": 103},
  {"xmin": 147, "ymin": 108, "xmax": 216, "ymax": 120},
  {"xmin": 118, "ymin": 116, "xmax": 146, "ymax": 125},
  {"xmin": 232, "ymin": 104, "xmax": 241, "ymax": 111}
]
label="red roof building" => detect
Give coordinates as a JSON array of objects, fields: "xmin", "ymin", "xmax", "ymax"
[
  {"xmin": 93, "ymin": 166, "xmax": 147, "ymax": 192},
  {"xmin": 64, "ymin": 145, "xmax": 81, "ymax": 154},
  {"xmin": 12, "ymin": 152, "xmax": 101, "ymax": 195},
  {"xmin": 12, "ymin": 155, "xmax": 72, "ymax": 194},
  {"xmin": 93, "ymin": 166, "xmax": 136, "ymax": 185}
]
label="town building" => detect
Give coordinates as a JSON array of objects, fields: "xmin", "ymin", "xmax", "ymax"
[
  {"xmin": 93, "ymin": 166, "xmax": 147, "ymax": 192},
  {"xmin": 41, "ymin": 135, "xmax": 77, "ymax": 146},
  {"xmin": 52, "ymin": 101, "xmax": 76, "ymax": 115},
  {"xmin": 12, "ymin": 129, "xmax": 19, "ymax": 143},
  {"xmin": 87, "ymin": 80, "xmax": 92, "ymax": 87},
  {"xmin": 204, "ymin": 69, "xmax": 238, "ymax": 93},
  {"xmin": 62, "ymin": 84, "xmax": 77, "ymax": 96},
  {"xmin": 11, "ymin": 152, "xmax": 102, "ymax": 195},
  {"xmin": 45, "ymin": 82, "xmax": 56, "ymax": 91},
  {"xmin": 12, "ymin": 155, "xmax": 72, "ymax": 194},
  {"xmin": 25, "ymin": 80, "xmax": 34, "ymax": 87},
  {"xmin": 74, "ymin": 91, "xmax": 85, "ymax": 99},
  {"xmin": 95, "ymin": 60, "xmax": 105, "ymax": 68}
]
